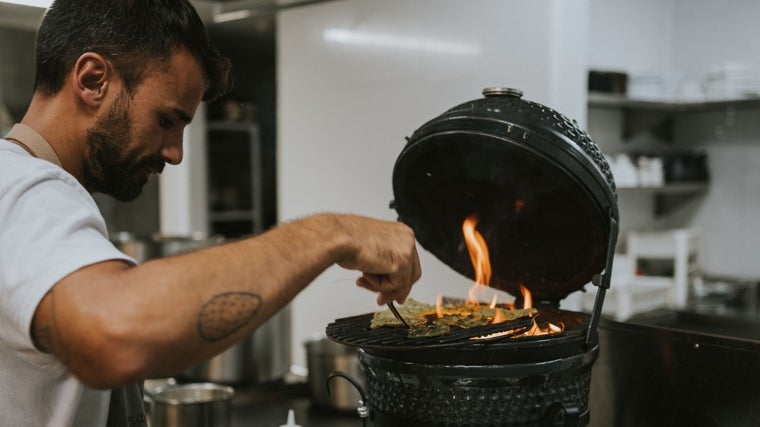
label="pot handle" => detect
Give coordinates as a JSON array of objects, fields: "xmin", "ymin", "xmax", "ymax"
[{"xmin": 327, "ymin": 371, "xmax": 370, "ymax": 425}]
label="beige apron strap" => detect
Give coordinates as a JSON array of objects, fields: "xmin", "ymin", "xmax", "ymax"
[{"xmin": 4, "ymin": 123, "xmax": 63, "ymax": 168}]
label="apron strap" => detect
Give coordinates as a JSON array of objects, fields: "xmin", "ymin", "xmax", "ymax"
[{"xmin": 4, "ymin": 123, "xmax": 63, "ymax": 168}]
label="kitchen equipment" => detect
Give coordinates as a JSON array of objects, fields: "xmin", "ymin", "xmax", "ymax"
[
  {"xmin": 146, "ymin": 233, "xmax": 292, "ymax": 385},
  {"xmin": 385, "ymin": 301, "xmax": 409, "ymax": 328},
  {"xmin": 145, "ymin": 382, "xmax": 234, "ymax": 427},
  {"xmin": 327, "ymin": 87, "xmax": 619, "ymax": 426},
  {"xmin": 182, "ymin": 305, "xmax": 292, "ymax": 385},
  {"xmin": 591, "ymin": 313, "xmax": 760, "ymax": 426},
  {"xmin": 110, "ymin": 231, "xmax": 151, "ymax": 263},
  {"xmin": 588, "ymin": 70, "xmax": 628, "ymax": 95},
  {"xmin": 151, "ymin": 233, "xmax": 226, "ymax": 258},
  {"xmin": 304, "ymin": 336, "xmax": 365, "ymax": 412}
]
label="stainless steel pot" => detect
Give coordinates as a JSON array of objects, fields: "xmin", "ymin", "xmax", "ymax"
[
  {"xmin": 183, "ymin": 305, "xmax": 292, "ymax": 384},
  {"xmin": 147, "ymin": 234, "xmax": 293, "ymax": 385},
  {"xmin": 145, "ymin": 383, "xmax": 234, "ymax": 427},
  {"xmin": 305, "ymin": 336, "xmax": 365, "ymax": 411}
]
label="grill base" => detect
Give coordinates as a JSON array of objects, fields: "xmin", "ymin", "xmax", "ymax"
[{"xmin": 360, "ymin": 347, "xmax": 596, "ymax": 427}]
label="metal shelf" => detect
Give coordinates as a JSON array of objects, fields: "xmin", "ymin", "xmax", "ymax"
[
  {"xmin": 589, "ymin": 93, "xmax": 760, "ymax": 141},
  {"xmin": 588, "ymin": 92, "xmax": 760, "ymax": 113},
  {"xmin": 617, "ymin": 182, "xmax": 709, "ymax": 216}
]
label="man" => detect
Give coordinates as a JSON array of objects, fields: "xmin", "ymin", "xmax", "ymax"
[{"xmin": 0, "ymin": 1, "xmax": 421, "ymax": 426}]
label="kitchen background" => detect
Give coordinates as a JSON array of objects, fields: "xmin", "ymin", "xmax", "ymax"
[{"xmin": 1, "ymin": 0, "xmax": 759, "ymax": 373}]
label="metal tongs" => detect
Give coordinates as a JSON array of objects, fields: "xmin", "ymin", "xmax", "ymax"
[{"xmin": 386, "ymin": 301, "xmax": 410, "ymax": 328}]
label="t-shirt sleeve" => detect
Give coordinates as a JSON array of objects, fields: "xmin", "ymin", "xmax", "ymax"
[{"xmin": 0, "ymin": 165, "xmax": 135, "ymax": 370}]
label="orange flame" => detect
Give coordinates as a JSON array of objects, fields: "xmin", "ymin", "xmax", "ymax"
[
  {"xmin": 462, "ymin": 214, "xmax": 493, "ymax": 304},
  {"xmin": 440, "ymin": 214, "xmax": 566, "ymax": 340},
  {"xmin": 516, "ymin": 284, "xmax": 564, "ymax": 337}
]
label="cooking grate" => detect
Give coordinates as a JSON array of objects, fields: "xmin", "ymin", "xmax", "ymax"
[{"xmin": 326, "ymin": 312, "xmax": 535, "ymax": 350}]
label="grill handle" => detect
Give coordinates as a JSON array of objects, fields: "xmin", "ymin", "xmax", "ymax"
[
  {"xmin": 541, "ymin": 402, "xmax": 588, "ymax": 427},
  {"xmin": 585, "ymin": 212, "xmax": 619, "ymax": 349},
  {"xmin": 327, "ymin": 371, "xmax": 371, "ymax": 426}
]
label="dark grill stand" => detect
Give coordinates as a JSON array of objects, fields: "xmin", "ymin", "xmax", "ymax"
[
  {"xmin": 327, "ymin": 88, "xmax": 619, "ymax": 427},
  {"xmin": 360, "ymin": 349, "xmax": 595, "ymax": 427}
]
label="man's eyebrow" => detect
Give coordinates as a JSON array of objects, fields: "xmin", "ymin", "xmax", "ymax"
[{"xmin": 174, "ymin": 108, "xmax": 193, "ymax": 124}]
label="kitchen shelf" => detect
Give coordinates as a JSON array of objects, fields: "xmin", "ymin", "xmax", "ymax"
[
  {"xmin": 588, "ymin": 92, "xmax": 760, "ymax": 141},
  {"xmin": 588, "ymin": 92, "xmax": 760, "ymax": 112},
  {"xmin": 617, "ymin": 182, "xmax": 708, "ymax": 216},
  {"xmin": 616, "ymin": 182, "xmax": 708, "ymax": 194}
]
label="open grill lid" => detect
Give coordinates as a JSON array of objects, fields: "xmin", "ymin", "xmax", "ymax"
[{"xmin": 391, "ymin": 88, "xmax": 619, "ymax": 303}]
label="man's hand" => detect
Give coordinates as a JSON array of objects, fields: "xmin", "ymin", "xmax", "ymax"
[{"xmin": 332, "ymin": 215, "xmax": 421, "ymax": 304}]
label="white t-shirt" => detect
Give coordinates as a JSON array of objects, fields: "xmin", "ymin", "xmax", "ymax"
[{"xmin": 0, "ymin": 139, "xmax": 136, "ymax": 427}]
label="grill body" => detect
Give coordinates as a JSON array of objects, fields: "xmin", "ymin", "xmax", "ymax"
[
  {"xmin": 360, "ymin": 345, "xmax": 596, "ymax": 427},
  {"xmin": 325, "ymin": 87, "xmax": 621, "ymax": 426}
]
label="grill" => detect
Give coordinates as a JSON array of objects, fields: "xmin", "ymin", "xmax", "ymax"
[{"xmin": 326, "ymin": 88, "xmax": 619, "ymax": 427}]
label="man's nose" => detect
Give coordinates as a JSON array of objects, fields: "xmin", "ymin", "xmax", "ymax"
[{"xmin": 161, "ymin": 134, "xmax": 184, "ymax": 165}]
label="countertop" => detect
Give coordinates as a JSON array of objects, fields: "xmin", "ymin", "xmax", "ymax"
[{"xmin": 230, "ymin": 381, "xmax": 365, "ymax": 427}]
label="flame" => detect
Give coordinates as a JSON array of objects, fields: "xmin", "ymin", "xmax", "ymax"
[
  {"xmin": 462, "ymin": 214, "xmax": 494, "ymax": 305},
  {"xmin": 440, "ymin": 214, "xmax": 567, "ymax": 340},
  {"xmin": 521, "ymin": 284, "xmax": 532, "ymax": 309},
  {"xmin": 463, "ymin": 215, "xmax": 491, "ymax": 286},
  {"xmin": 514, "ymin": 284, "xmax": 564, "ymax": 337}
]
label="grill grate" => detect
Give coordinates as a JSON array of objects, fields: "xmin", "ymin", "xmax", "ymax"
[{"xmin": 326, "ymin": 312, "xmax": 535, "ymax": 350}]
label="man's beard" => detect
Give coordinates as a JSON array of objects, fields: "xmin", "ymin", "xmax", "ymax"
[{"xmin": 83, "ymin": 93, "xmax": 165, "ymax": 202}]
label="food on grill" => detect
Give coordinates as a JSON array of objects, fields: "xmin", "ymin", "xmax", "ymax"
[{"xmin": 371, "ymin": 298, "xmax": 537, "ymax": 338}]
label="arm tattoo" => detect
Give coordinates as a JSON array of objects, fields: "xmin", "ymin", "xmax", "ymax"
[
  {"xmin": 32, "ymin": 289, "xmax": 71, "ymax": 364},
  {"xmin": 197, "ymin": 291, "xmax": 262, "ymax": 341}
]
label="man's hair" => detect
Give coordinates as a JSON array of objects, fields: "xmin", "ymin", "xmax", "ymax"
[{"xmin": 34, "ymin": 0, "xmax": 232, "ymax": 101}]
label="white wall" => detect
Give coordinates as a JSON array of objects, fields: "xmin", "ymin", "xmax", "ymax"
[
  {"xmin": 278, "ymin": 0, "xmax": 590, "ymax": 369},
  {"xmin": 588, "ymin": 0, "xmax": 676, "ymax": 75}
]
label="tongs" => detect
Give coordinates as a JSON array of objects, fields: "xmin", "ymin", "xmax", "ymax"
[{"xmin": 386, "ymin": 301, "xmax": 410, "ymax": 328}]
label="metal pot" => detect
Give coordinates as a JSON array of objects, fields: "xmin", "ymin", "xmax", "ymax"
[
  {"xmin": 305, "ymin": 336, "xmax": 365, "ymax": 411},
  {"xmin": 145, "ymin": 383, "xmax": 234, "ymax": 427},
  {"xmin": 183, "ymin": 305, "xmax": 292, "ymax": 385},
  {"xmin": 146, "ymin": 234, "xmax": 293, "ymax": 385}
]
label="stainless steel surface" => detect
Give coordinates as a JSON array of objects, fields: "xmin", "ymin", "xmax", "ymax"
[
  {"xmin": 147, "ymin": 383, "xmax": 234, "ymax": 427},
  {"xmin": 385, "ymin": 301, "xmax": 409, "ymax": 328},
  {"xmin": 589, "ymin": 313, "xmax": 760, "ymax": 427},
  {"xmin": 110, "ymin": 231, "xmax": 151, "ymax": 263},
  {"xmin": 184, "ymin": 305, "xmax": 292, "ymax": 384},
  {"xmin": 153, "ymin": 234, "xmax": 225, "ymax": 257},
  {"xmin": 304, "ymin": 337, "xmax": 365, "ymax": 412},
  {"xmin": 148, "ymin": 234, "xmax": 292, "ymax": 385}
]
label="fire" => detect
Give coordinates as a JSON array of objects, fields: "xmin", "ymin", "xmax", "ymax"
[
  {"xmin": 516, "ymin": 285, "xmax": 564, "ymax": 337},
  {"xmin": 449, "ymin": 214, "xmax": 564, "ymax": 339},
  {"xmin": 462, "ymin": 215, "xmax": 491, "ymax": 305}
]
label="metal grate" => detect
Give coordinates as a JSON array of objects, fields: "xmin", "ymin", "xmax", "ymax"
[{"xmin": 326, "ymin": 313, "xmax": 535, "ymax": 350}]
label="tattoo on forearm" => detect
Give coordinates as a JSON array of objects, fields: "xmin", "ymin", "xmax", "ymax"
[
  {"xmin": 32, "ymin": 290, "xmax": 70, "ymax": 364},
  {"xmin": 197, "ymin": 291, "xmax": 262, "ymax": 341}
]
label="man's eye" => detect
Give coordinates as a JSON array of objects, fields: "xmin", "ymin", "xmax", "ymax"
[{"xmin": 159, "ymin": 116, "xmax": 174, "ymax": 129}]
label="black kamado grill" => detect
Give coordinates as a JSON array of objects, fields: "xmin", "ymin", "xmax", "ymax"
[{"xmin": 326, "ymin": 88, "xmax": 619, "ymax": 427}]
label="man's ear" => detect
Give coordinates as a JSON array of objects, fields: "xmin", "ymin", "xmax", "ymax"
[{"xmin": 73, "ymin": 52, "xmax": 112, "ymax": 108}]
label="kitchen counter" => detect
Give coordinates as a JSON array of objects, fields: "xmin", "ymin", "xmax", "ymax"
[{"xmin": 231, "ymin": 381, "xmax": 364, "ymax": 427}]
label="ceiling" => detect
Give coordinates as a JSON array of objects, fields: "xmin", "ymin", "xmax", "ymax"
[{"xmin": 0, "ymin": 0, "xmax": 338, "ymax": 37}]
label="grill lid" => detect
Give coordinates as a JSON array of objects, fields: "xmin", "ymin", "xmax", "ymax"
[{"xmin": 392, "ymin": 88, "xmax": 619, "ymax": 302}]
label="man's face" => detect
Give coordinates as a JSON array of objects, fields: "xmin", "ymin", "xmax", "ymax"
[
  {"xmin": 83, "ymin": 91, "xmax": 165, "ymax": 202},
  {"xmin": 82, "ymin": 47, "xmax": 206, "ymax": 201}
]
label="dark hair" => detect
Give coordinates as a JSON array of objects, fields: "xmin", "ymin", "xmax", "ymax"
[{"xmin": 34, "ymin": 0, "xmax": 232, "ymax": 101}]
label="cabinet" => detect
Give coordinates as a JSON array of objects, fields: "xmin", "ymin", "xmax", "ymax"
[{"xmin": 206, "ymin": 121, "xmax": 263, "ymax": 238}]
